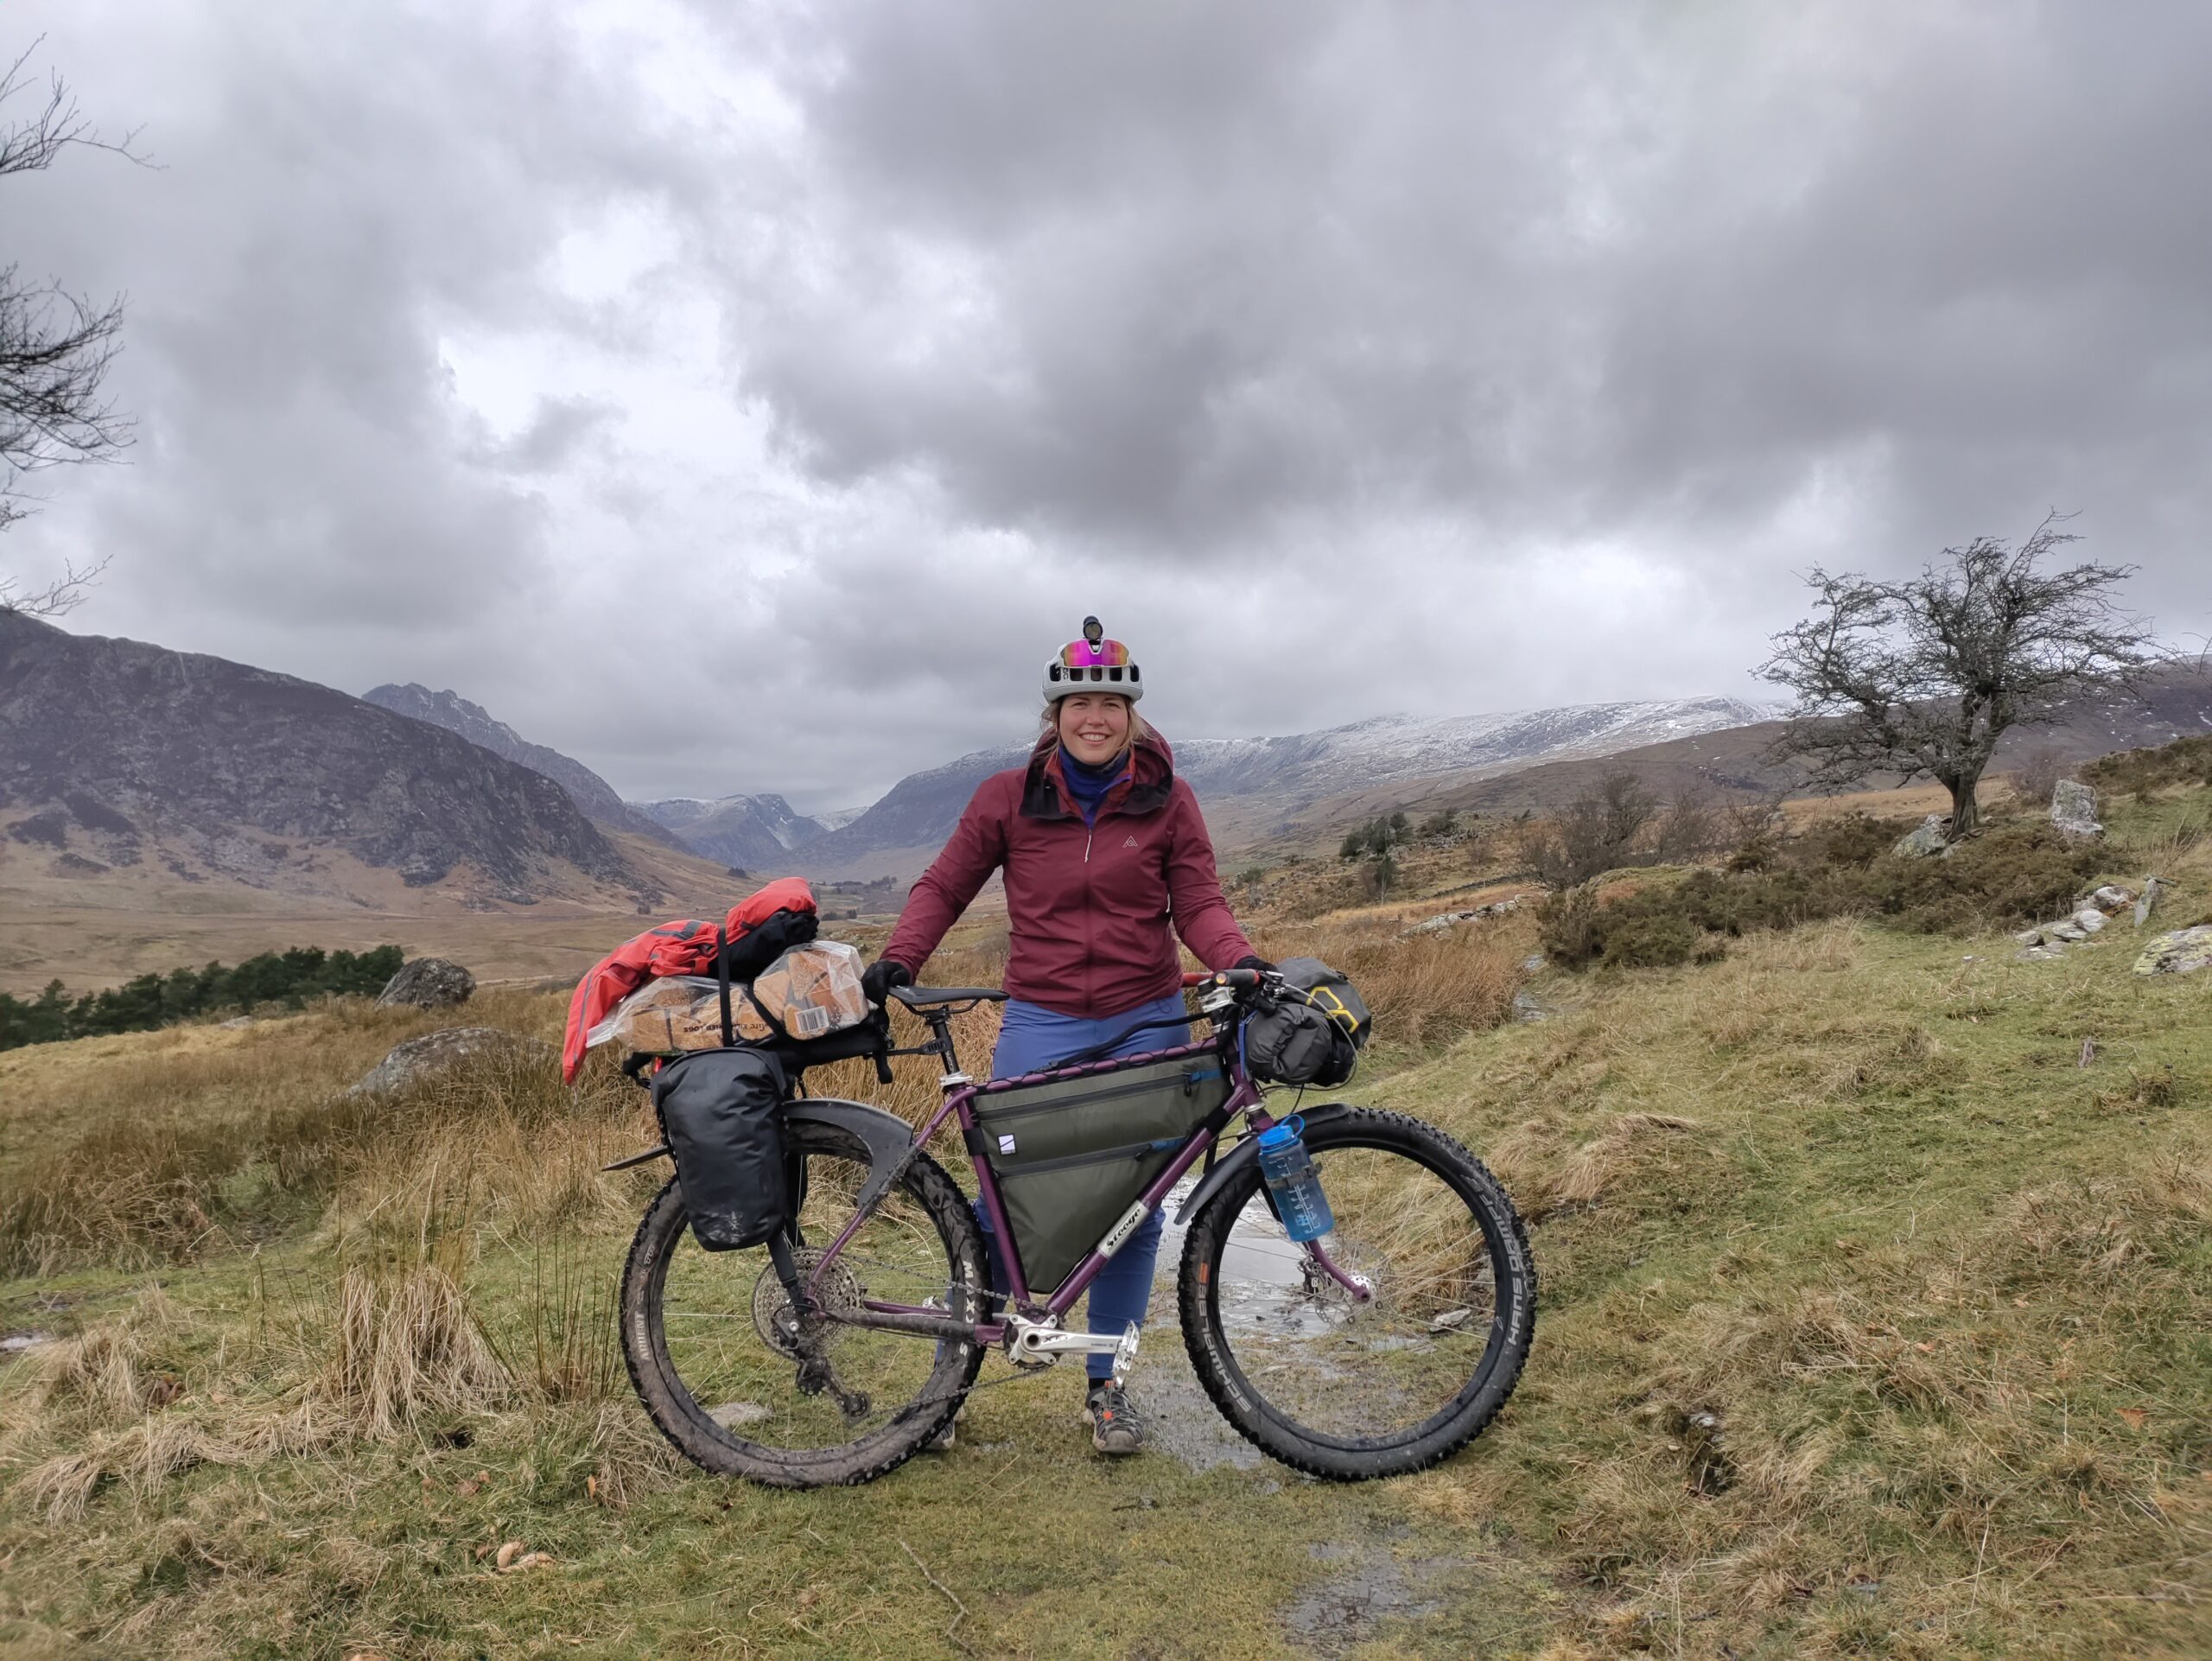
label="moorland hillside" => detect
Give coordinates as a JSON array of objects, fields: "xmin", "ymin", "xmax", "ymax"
[{"xmin": 1, "ymin": 744, "xmax": 2205, "ymax": 1658}]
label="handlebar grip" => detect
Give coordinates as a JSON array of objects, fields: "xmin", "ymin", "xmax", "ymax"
[{"xmin": 1186, "ymin": 968, "xmax": 1265, "ymax": 990}]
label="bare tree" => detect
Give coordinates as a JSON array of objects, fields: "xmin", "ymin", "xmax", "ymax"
[
  {"xmin": 1519, "ymin": 770, "xmax": 1660, "ymax": 886},
  {"xmin": 1649, "ymin": 779, "xmax": 1724, "ymax": 862},
  {"xmin": 2, "ymin": 39, "xmax": 142, "ymax": 614},
  {"xmin": 1758, "ymin": 516, "xmax": 2158, "ymax": 841}
]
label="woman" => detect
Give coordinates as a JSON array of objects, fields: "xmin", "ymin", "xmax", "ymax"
[{"xmin": 863, "ymin": 618, "xmax": 1267, "ymax": 1455}]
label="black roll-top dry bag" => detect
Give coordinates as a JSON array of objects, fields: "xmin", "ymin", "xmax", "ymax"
[
  {"xmin": 1245, "ymin": 958, "xmax": 1371, "ymax": 1087},
  {"xmin": 651, "ymin": 1047, "xmax": 791, "ymax": 1251}
]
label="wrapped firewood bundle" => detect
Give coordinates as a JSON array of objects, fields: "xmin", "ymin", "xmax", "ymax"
[
  {"xmin": 586, "ymin": 975, "xmax": 770, "ymax": 1055},
  {"xmin": 749, "ymin": 940, "xmax": 870, "ymax": 1041}
]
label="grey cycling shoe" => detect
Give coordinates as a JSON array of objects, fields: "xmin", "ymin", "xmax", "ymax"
[{"xmin": 1084, "ymin": 1383, "xmax": 1145, "ymax": 1456}]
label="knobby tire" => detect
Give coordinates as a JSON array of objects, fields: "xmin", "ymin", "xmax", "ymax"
[
  {"xmin": 1176, "ymin": 1108, "xmax": 1536, "ymax": 1481},
  {"xmin": 620, "ymin": 1121, "xmax": 987, "ymax": 1489}
]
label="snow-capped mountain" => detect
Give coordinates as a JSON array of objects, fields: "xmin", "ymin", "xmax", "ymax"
[
  {"xmin": 797, "ymin": 695, "xmax": 1777, "ymax": 873},
  {"xmin": 1172, "ymin": 697, "xmax": 1779, "ymax": 801},
  {"xmin": 632, "ymin": 793, "xmax": 829, "ymax": 870}
]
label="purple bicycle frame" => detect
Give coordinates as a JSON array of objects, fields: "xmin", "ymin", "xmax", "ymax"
[{"xmin": 801, "ymin": 1037, "xmax": 1334, "ymax": 1346}]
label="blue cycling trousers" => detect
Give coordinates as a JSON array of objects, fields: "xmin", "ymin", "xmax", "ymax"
[{"xmin": 976, "ymin": 993, "xmax": 1188, "ymax": 1381}]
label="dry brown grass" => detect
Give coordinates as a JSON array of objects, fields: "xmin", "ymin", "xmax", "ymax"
[{"xmin": 320, "ymin": 1263, "xmax": 512, "ymax": 1439}]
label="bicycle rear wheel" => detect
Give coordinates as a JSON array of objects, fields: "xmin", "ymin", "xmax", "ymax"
[
  {"xmin": 620, "ymin": 1119, "xmax": 987, "ymax": 1488},
  {"xmin": 1177, "ymin": 1108, "xmax": 1535, "ymax": 1480}
]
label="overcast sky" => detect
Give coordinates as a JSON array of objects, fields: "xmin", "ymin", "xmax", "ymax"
[{"xmin": 6, "ymin": 3, "xmax": 2209, "ymax": 810}]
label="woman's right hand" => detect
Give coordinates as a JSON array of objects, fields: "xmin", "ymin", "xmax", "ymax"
[{"xmin": 861, "ymin": 959, "xmax": 913, "ymax": 1006}]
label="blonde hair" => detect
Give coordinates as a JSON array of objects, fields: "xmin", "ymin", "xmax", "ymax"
[{"xmin": 1040, "ymin": 696, "xmax": 1146, "ymax": 760}]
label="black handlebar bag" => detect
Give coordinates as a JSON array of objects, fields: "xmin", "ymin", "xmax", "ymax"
[{"xmin": 651, "ymin": 1047, "xmax": 791, "ymax": 1251}]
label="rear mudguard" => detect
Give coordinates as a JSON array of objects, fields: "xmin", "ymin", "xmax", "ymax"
[
  {"xmin": 1173, "ymin": 1101, "xmax": 1357, "ymax": 1225},
  {"xmin": 604, "ymin": 1096, "xmax": 916, "ymax": 1207},
  {"xmin": 786, "ymin": 1097, "xmax": 918, "ymax": 1209}
]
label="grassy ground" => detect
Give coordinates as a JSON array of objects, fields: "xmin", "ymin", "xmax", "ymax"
[{"xmin": 1, "ymin": 792, "xmax": 2207, "ymax": 1658}]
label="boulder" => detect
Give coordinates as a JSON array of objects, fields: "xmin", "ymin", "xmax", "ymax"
[
  {"xmin": 2046, "ymin": 921, "xmax": 2088, "ymax": 944},
  {"xmin": 2134, "ymin": 876, "xmax": 2168, "ymax": 927},
  {"xmin": 1891, "ymin": 814, "xmax": 1950, "ymax": 857},
  {"xmin": 346, "ymin": 1027, "xmax": 552, "ymax": 1097},
  {"xmin": 2088, "ymin": 884, "xmax": 2136, "ymax": 913},
  {"xmin": 2012, "ymin": 926, "xmax": 2046, "ymax": 946},
  {"xmin": 2133, "ymin": 926, "xmax": 2212, "ymax": 977},
  {"xmin": 1401, "ymin": 895, "xmax": 1523, "ymax": 937},
  {"xmin": 2050, "ymin": 780, "xmax": 2102, "ymax": 840},
  {"xmin": 376, "ymin": 957, "xmax": 475, "ymax": 1009},
  {"xmin": 2071, "ymin": 908, "xmax": 2107, "ymax": 933}
]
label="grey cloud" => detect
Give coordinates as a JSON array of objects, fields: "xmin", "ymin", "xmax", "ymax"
[
  {"xmin": 5, "ymin": 3, "xmax": 2207, "ymax": 811},
  {"xmin": 475, "ymin": 396, "xmax": 622, "ymax": 474},
  {"xmin": 713, "ymin": 2, "xmax": 2212, "ymax": 617}
]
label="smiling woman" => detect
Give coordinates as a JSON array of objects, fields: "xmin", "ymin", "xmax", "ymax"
[{"xmin": 863, "ymin": 617, "xmax": 1268, "ymax": 1454}]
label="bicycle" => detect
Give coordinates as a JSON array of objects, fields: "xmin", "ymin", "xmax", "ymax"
[{"xmin": 613, "ymin": 967, "xmax": 1536, "ymax": 1487}]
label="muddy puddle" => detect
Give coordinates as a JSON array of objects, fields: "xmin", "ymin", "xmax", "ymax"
[{"xmin": 1280, "ymin": 1538, "xmax": 1454, "ymax": 1658}]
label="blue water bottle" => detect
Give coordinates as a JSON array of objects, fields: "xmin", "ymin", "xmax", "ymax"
[{"xmin": 1255, "ymin": 1117, "xmax": 1334, "ymax": 1242}]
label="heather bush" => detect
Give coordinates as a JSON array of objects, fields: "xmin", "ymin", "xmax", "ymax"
[{"xmin": 1539, "ymin": 820, "xmax": 2100, "ymax": 971}]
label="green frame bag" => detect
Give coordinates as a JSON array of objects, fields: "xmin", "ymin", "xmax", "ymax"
[{"xmin": 971, "ymin": 1052, "xmax": 1230, "ymax": 1290}]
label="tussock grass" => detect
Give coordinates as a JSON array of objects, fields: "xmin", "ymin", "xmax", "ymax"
[{"xmin": 322, "ymin": 1263, "xmax": 512, "ymax": 1439}]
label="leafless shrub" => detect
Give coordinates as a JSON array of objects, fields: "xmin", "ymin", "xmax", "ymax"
[{"xmin": 2010, "ymin": 748, "xmax": 2065, "ymax": 809}]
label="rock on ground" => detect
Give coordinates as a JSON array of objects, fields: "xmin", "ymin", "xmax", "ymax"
[
  {"xmin": 2051, "ymin": 780, "xmax": 2102, "ymax": 840},
  {"xmin": 346, "ymin": 1027, "xmax": 552, "ymax": 1096},
  {"xmin": 377, "ymin": 957, "xmax": 475, "ymax": 1009},
  {"xmin": 1892, "ymin": 814, "xmax": 1949, "ymax": 857},
  {"xmin": 2133, "ymin": 926, "xmax": 2212, "ymax": 977}
]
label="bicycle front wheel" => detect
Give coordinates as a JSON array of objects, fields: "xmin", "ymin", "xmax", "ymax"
[
  {"xmin": 620, "ymin": 1119, "xmax": 987, "ymax": 1488},
  {"xmin": 1177, "ymin": 1108, "xmax": 1535, "ymax": 1480}
]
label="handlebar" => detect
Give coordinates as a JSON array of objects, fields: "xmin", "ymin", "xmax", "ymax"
[{"xmin": 1183, "ymin": 968, "xmax": 1268, "ymax": 991}]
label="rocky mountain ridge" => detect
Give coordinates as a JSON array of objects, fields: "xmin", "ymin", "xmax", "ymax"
[
  {"xmin": 0, "ymin": 614, "xmax": 639, "ymax": 901},
  {"xmin": 361, "ymin": 682, "xmax": 683, "ymax": 849}
]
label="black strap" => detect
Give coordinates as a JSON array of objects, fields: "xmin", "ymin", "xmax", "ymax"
[{"xmin": 715, "ymin": 926, "xmax": 734, "ymax": 1048}]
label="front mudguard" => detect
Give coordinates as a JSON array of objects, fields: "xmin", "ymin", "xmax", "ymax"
[{"xmin": 1173, "ymin": 1101, "xmax": 1358, "ymax": 1225}]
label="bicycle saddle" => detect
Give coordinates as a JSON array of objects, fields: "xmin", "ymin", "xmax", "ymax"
[{"xmin": 888, "ymin": 984, "xmax": 1009, "ymax": 1009}]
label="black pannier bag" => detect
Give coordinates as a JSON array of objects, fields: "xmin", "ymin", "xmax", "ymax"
[
  {"xmin": 1244, "ymin": 958, "xmax": 1372, "ymax": 1088},
  {"xmin": 652, "ymin": 1046, "xmax": 791, "ymax": 1251},
  {"xmin": 972, "ymin": 1053, "xmax": 1230, "ymax": 1291}
]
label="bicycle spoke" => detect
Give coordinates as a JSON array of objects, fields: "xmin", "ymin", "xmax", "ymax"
[
  {"xmin": 655, "ymin": 1149, "xmax": 967, "ymax": 1452},
  {"xmin": 1203, "ymin": 1141, "xmax": 1506, "ymax": 1442}
]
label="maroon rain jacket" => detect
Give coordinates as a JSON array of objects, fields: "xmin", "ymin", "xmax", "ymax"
[{"xmin": 880, "ymin": 730, "xmax": 1255, "ymax": 1017}]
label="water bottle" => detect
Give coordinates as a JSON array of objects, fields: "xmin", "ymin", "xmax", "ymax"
[{"xmin": 1255, "ymin": 1118, "xmax": 1333, "ymax": 1242}]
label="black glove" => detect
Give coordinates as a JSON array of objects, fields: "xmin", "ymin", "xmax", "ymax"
[
  {"xmin": 861, "ymin": 959, "xmax": 913, "ymax": 1006},
  {"xmin": 1233, "ymin": 955, "xmax": 1276, "ymax": 975}
]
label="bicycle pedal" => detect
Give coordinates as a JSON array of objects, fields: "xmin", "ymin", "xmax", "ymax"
[{"xmin": 1109, "ymin": 1321, "xmax": 1141, "ymax": 1391}]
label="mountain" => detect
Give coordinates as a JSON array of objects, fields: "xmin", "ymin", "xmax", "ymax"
[
  {"xmin": 633, "ymin": 793, "xmax": 828, "ymax": 871},
  {"xmin": 0, "ymin": 613, "xmax": 639, "ymax": 901},
  {"xmin": 1294, "ymin": 661, "xmax": 2212, "ymax": 837},
  {"xmin": 799, "ymin": 696, "xmax": 1777, "ymax": 876},
  {"xmin": 361, "ymin": 682, "xmax": 683, "ymax": 848}
]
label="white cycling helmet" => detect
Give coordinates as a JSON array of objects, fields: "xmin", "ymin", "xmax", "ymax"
[{"xmin": 1043, "ymin": 616, "xmax": 1143, "ymax": 703}]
